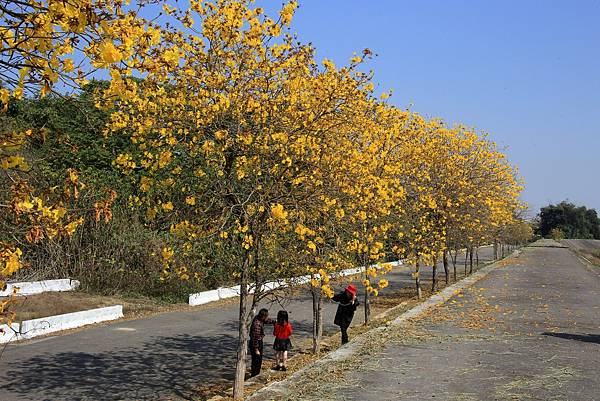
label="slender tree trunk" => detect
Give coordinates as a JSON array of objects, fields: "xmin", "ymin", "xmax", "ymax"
[
  {"xmin": 364, "ymin": 285, "xmax": 371, "ymax": 324},
  {"xmin": 363, "ymin": 254, "xmax": 371, "ymax": 324},
  {"xmin": 443, "ymin": 250, "xmax": 449, "ymax": 284},
  {"xmin": 468, "ymin": 246, "xmax": 474, "ymax": 274},
  {"xmin": 415, "ymin": 260, "xmax": 422, "ymax": 299},
  {"xmin": 311, "ymin": 284, "xmax": 323, "ymax": 354},
  {"xmin": 464, "ymin": 248, "xmax": 468, "ymax": 275},
  {"xmin": 493, "ymin": 240, "xmax": 499, "ymax": 259},
  {"xmin": 476, "ymin": 247, "xmax": 479, "ymax": 267},
  {"xmin": 431, "ymin": 256, "xmax": 437, "ymax": 292},
  {"xmin": 452, "ymin": 249, "xmax": 458, "ymax": 281},
  {"xmin": 233, "ymin": 252, "xmax": 251, "ymax": 400}
]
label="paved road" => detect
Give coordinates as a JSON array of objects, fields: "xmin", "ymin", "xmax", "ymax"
[
  {"xmin": 0, "ymin": 249, "xmax": 494, "ymax": 400},
  {"xmin": 562, "ymin": 238, "xmax": 600, "ymax": 252},
  {"xmin": 276, "ymin": 241, "xmax": 600, "ymax": 400}
]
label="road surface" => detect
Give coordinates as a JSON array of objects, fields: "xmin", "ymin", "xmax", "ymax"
[
  {"xmin": 0, "ymin": 248, "xmax": 493, "ymax": 400},
  {"xmin": 265, "ymin": 240, "xmax": 600, "ymax": 400},
  {"xmin": 562, "ymin": 238, "xmax": 600, "ymax": 252}
]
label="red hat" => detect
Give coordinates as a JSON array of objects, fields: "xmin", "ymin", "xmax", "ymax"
[{"xmin": 345, "ymin": 284, "xmax": 358, "ymax": 297}]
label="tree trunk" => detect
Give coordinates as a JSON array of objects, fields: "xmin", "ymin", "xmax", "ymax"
[
  {"xmin": 468, "ymin": 246, "xmax": 474, "ymax": 274},
  {"xmin": 443, "ymin": 250, "xmax": 449, "ymax": 285},
  {"xmin": 233, "ymin": 252, "xmax": 251, "ymax": 400},
  {"xmin": 431, "ymin": 256, "xmax": 438, "ymax": 292},
  {"xmin": 464, "ymin": 248, "xmax": 468, "ymax": 275},
  {"xmin": 363, "ymin": 254, "xmax": 371, "ymax": 324},
  {"xmin": 476, "ymin": 247, "xmax": 479, "ymax": 267},
  {"xmin": 311, "ymin": 285, "xmax": 323, "ymax": 354},
  {"xmin": 415, "ymin": 260, "xmax": 422, "ymax": 299},
  {"xmin": 493, "ymin": 240, "xmax": 498, "ymax": 259},
  {"xmin": 451, "ymin": 249, "xmax": 458, "ymax": 281},
  {"xmin": 363, "ymin": 285, "xmax": 371, "ymax": 324}
]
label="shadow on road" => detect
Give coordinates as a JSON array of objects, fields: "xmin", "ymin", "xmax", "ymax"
[
  {"xmin": 0, "ymin": 250, "xmax": 496, "ymax": 400},
  {"xmin": 0, "ymin": 333, "xmax": 238, "ymax": 400},
  {"xmin": 542, "ymin": 332, "xmax": 600, "ymax": 344}
]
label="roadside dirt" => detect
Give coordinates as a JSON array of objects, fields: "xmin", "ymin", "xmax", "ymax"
[{"xmin": 6, "ymin": 291, "xmax": 238, "ymax": 322}]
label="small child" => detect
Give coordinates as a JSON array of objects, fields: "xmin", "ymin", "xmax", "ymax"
[{"xmin": 272, "ymin": 310, "xmax": 293, "ymax": 371}]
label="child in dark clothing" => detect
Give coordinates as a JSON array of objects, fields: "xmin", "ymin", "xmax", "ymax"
[
  {"xmin": 272, "ymin": 310, "xmax": 293, "ymax": 371},
  {"xmin": 332, "ymin": 284, "xmax": 359, "ymax": 345}
]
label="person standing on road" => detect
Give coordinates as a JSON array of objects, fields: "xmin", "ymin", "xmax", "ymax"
[
  {"xmin": 249, "ymin": 308, "xmax": 276, "ymax": 377},
  {"xmin": 272, "ymin": 310, "xmax": 293, "ymax": 372},
  {"xmin": 333, "ymin": 284, "xmax": 359, "ymax": 345}
]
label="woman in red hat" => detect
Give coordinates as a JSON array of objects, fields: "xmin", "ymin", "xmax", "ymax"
[{"xmin": 332, "ymin": 284, "xmax": 360, "ymax": 344}]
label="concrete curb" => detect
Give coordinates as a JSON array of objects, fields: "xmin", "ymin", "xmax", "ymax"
[
  {"xmin": 246, "ymin": 250, "xmax": 517, "ymax": 401},
  {"xmin": 189, "ymin": 245, "xmax": 491, "ymax": 307},
  {"xmin": 188, "ymin": 260, "xmax": 405, "ymax": 306},
  {"xmin": 0, "ymin": 323, "xmax": 21, "ymax": 344},
  {"xmin": 190, "ymin": 246, "xmax": 494, "ymax": 307},
  {"xmin": 6, "ymin": 305, "xmax": 124, "ymax": 343},
  {"xmin": 189, "ymin": 289, "xmax": 221, "ymax": 306},
  {"xmin": 0, "ymin": 279, "xmax": 80, "ymax": 297}
]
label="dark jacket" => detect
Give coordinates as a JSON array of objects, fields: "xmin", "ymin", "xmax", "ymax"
[
  {"xmin": 249, "ymin": 316, "xmax": 276, "ymax": 348},
  {"xmin": 333, "ymin": 291, "xmax": 359, "ymax": 328}
]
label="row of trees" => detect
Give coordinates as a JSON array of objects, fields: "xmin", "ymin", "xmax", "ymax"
[
  {"xmin": 1, "ymin": 0, "xmax": 530, "ymax": 397},
  {"xmin": 98, "ymin": 1, "xmax": 529, "ymax": 396}
]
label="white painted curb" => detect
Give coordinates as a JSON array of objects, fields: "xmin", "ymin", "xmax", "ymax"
[
  {"xmin": 261, "ymin": 281, "xmax": 282, "ymax": 292},
  {"xmin": 294, "ymin": 275, "xmax": 311, "ymax": 285},
  {"xmin": 187, "ymin": 244, "xmax": 494, "ymax": 307},
  {"xmin": 0, "ymin": 279, "xmax": 80, "ymax": 297},
  {"xmin": 217, "ymin": 286, "xmax": 240, "ymax": 299},
  {"xmin": 189, "ymin": 289, "xmax": 220, "ymax": 306},
  {"xmin": 0, "ymin": 323, "xmax": 20, "ymax": 344},
  {"xmin": 18, "ymin": 305, "xmax": 124, "ymax": 341},
  {"xmin": 188, "ymin": 259, "xmax": 406, "ymax": 306}
]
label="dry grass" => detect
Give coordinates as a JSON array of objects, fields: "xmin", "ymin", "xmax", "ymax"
[
  {"xmin": 5, "ymin": 291, "xmax": 240, "ymax": 322},
  {"xmin": 582, "ymin": 249, "xmax": 600, "ymax": 266}
]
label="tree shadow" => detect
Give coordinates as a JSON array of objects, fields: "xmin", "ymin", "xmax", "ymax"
[
  {"xmin": 542, "ymin": 332, "xmax": 600, "ymax": 344},
  {"xmin": 0, "ymin": 333, "xmax": 239, "ymax": 400},
  {"xmin": 0, "ymin": 250, "xmax": 496, "ymax": 400}
]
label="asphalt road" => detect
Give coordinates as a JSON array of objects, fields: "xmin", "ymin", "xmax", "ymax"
[
  {"xmin": 281, "ymin": 241, "xmax": 600, "ymax": 401},
  {"xmin": 562, "ymin": 238, "xmax": 600, "ymax": 252},
  {"xmin": 0, "ymin": 248, "xmax": 493, "ymax": 400}
]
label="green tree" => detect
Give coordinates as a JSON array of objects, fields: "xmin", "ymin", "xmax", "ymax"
[{"xmin": 537, "ymin": 201, "xmax": 600, "ymax": 239}]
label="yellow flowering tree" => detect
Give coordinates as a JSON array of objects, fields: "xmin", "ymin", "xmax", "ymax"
[
  {"xmin": 0, "ymin": 0, "xmax": 161, "ymax": 327},
  {"xmin": 339, "ymin": 102, "xmax": 407, "ymax": 322},
  {"xmin": 99, "ymin": 0, "xmax": 397, "ymax": 395}
]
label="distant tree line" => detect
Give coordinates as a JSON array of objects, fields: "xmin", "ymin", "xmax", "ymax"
[{"xmin": 537, "ymin": 201, "xmax": 600, "ymax": 239}]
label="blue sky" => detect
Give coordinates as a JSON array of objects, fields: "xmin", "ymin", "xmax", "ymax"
[{"xmin": 282, "ymin": 0, "xmax": 600, "ymax": 215}]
